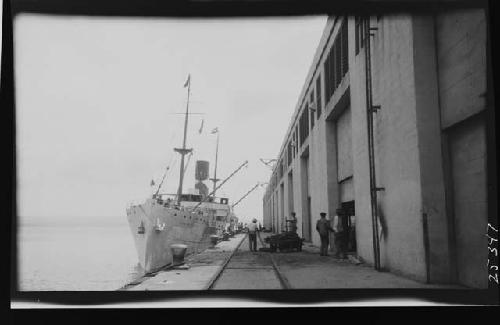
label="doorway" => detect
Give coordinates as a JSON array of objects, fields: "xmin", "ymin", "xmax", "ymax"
[
  {"xmin": 301, "ymin": 152, "xmax": 311, "ymax": 241},
  {"xmin": 341, "ymin": 201, "xmax": 357, "ymax": 255},
  {"xmin": 279, "ymin": 183, "xmax": 285, "ymax": 233},
  {"xmin": 288, "ymin": 171, "xmax": 294, "ymax": 217}
]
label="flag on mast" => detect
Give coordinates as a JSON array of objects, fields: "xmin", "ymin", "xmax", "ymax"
[
  {"xmin": 150, "ymin": 179, "xmax": 155, "ymax": 186},
  {"xmin": 199, "ymin": 119, "xmax": 204, "ymax": 134},
  {"xmin": 183, "ymin": 74, "xmax": 191, "ymax": 88}
]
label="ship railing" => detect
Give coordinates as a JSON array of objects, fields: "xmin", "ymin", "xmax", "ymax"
[
  {"xmin": 154, "ymin": 193, "xmax": 230, "ymax": 204},
  {"xmin": 127, "ymin": 200, "xmax": 141, "ymax": 208}
]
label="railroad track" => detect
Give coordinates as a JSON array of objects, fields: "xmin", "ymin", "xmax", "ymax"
[
  {"xmin": 258, "ymin": 232, "xmax": 291, "ymax": 289},
  {"xmin": 204, "ymin": 233, "xmax": 246, "ymax": 290},
  {"xmin": 206, "ymin": 232, "xmax": 291, "ymax": 290}
]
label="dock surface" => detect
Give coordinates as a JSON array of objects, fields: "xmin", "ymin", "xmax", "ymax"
[
  {"xmin": 122, "ymin": 233, "xmax": 245, "ymax": 291},
  {"xmin": 121, "ymin": 232, "xmax": 461, "ymax": 290}
]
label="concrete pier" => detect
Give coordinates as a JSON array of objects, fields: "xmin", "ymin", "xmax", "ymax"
[
  {"xmin": 211, "ymin": 234, "xmax": 284, "ymax": 290},
  {"xmin": 121, "ymin": 233, "xmax": 246, "ymax": 291},
  {"xmin": 211, "ymin": 232, "xmax": 460, "ymax": 289},
  {"xmin": 120, "ymin": 232, "xmax": 461, "ymax": 290}
]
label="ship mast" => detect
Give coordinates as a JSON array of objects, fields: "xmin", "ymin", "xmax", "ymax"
[
  {"xmin": 174, "ymin": 75, "xmax": 193, "ymax": 205},
  {"xmin": 210, "ymin": 129, "xmax": 220, "ymax": 198}
]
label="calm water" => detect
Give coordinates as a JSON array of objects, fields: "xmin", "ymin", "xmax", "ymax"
[{"xmin": 17, "ymin": 219, "xmax": 143, "ymax": 291}]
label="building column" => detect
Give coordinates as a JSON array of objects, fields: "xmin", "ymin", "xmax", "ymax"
[{"xmin": 411, "ymin": 15, "xmax": 451, "ymax": 283}]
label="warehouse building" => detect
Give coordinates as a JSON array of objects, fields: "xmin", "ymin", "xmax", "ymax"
[{"xmin": 262, "ymin": 9, "xmax": 493, "ymax": 288}]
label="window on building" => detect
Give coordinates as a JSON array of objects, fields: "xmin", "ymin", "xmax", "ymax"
[
  {"xmin": 295, "ymin": 125, "xmax": 299, "ymax": 153},
  {"xmin": 287, "ymin": 140, "xmax": 292, "ymax": 166},
  {"xmin": 299, "ymin": 105, "xmax": 309, "ymax": 146},
  {"xmin": 323, "ymin": 19, "xmax": 348, "ymax": 105},
  {"xmin": 329, "ymin": 44, "xmax": 336, "ymax": 98},
  {"xmin": 335, "ymin": 35, "xmax": 342, "ymax": 89},
  {"xmin": 316, "ymin": 74, "xmax": 322, "ymax": 119},
  {"xmin": 310, "ymin": 92, "xmax": 315, "ymax": 129},
  {"xmin": 324, "ymin": 51, "xmax": 331, "ymax": 102},
  {"xmin": 355, "ymin": 16, "xmax": 365, "ymax": 55},
  {"xmin": 341, "ymin": 20, "xmax": 349, "ymax": 77}
]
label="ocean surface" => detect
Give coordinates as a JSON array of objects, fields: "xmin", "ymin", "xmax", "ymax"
[{"xmin": 17, "ymin": 218, "xmax": 144, "ymax": 291}]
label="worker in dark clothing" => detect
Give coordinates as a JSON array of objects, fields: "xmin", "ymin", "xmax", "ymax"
[
  {"xmin": 287, "ymin": 212, "xmax": 298, "ymax": 233},
  {"xmin": 247, "ymin": 218, "xmax": 259, "ymax": 252},
  {"xmin": 316, "ymin": 212, "xmax": 334, "ymax": 256}
]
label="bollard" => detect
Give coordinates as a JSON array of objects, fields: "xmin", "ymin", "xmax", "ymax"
[
  {"xmin": 170, "ymin": 244, "xmax": 188, "ymax": 266},
  {"xmin": 210, "ymin": 235, "xmax": 219, "ymax": 248}
]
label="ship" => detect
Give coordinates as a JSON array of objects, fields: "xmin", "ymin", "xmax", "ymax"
[{"xmin": 126, "ymin": 75, "xmax": 245, "ymax": 273}]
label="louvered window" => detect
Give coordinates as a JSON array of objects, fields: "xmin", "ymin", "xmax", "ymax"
[
  {"xmin": 310, "ymin": 92, "xmax": 315, "ymax": 129},
  {"xmin": 299, "ymin": 106, "xmax": 309, "ymax": 146},
  {"xmin": 323, "ymin": 19, "xmax": 349, "ymax": 104},
  {"xmin": 355, "ymin": 16, "xmax": 364, "ymax": 55},
  {"xmin": 287, "ymin": 140, "xmax": 293, "ymax": 165},
  {"xmin": 316, "ymin": 74, "xmax": 322, "ymax": 119}
]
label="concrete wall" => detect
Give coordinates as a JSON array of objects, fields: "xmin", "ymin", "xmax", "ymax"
[
  {"xmin": 292, "ymin": 157, "xmax": 303, "ymax": 237},
  {"xmin": 448, "ymin": 116, "xmax": 488, "ymax": 288},
  {"xmin": 299, "ymin": 152, "xmax": 311, "ymax": 240},
  {"xmin": 309, "ymin": 87, "xmax": 334, "ymax": 246},
  {"xmin": 325, "ymin": 114, "xmax": 339, "ymax": 220},
  {"xmin": 411, "ymin": 15, "xmax": 451, "ymax": 283},
  {"xmin": 436, "ymin": 9, "xmax": 487, "ymax": 129},
  {"xmin": 435, "ymin": 9, "xmax": 488, "ymax": 288},
  {"xmin": 263, "ymin": 196, "xmax": 272, "ymax": 229},
  {"xmin": 348, "ymin": 15, "xmax": 374, "ymax": 265},
  {"xmin": 336, "ymin": 105, "xmax": 353, "ymax": 182},
  {"xmin": 279, "ymin": 182, "xmax": 285, "ymax": 232},
  {"xmin": 352, "ymin": 15, "xmax": 428, "ymax": 281}
]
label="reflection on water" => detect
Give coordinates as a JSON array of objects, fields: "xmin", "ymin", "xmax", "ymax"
[{"xmin": 17, "ymin": 219, "xmax": 141, "ymax": 291}]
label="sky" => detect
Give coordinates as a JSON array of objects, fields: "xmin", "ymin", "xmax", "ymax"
[{"xmin": 15, "ymin": 14, "xmax": 327, "ymax": 225}]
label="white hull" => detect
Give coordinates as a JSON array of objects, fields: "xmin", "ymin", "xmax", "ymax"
[{"xmin": 126, "ymin": 198, "xmax": 218, "ymax": 273}]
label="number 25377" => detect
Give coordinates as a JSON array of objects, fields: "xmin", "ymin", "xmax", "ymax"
[{"xmin": 487, "ymin": 223, "xmax": 498, "ymax": 284}]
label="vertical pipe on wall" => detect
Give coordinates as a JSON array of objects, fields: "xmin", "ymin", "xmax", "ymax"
[{"xmin": 363, "ymin": 16, "xmax": 381, "ymax": 271}]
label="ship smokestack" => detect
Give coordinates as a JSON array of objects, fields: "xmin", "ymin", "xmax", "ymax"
[{"xmin": 195, "ymin": 160, "xmax": 210, "ymax": 198}]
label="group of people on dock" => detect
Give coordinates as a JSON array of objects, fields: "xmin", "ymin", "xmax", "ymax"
[{"xmin": 244, "ymin": 211, "xmax": 349, "ymax": 257}]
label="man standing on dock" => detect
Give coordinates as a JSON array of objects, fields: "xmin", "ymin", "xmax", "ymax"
[
  {"xmin": 316, "ymin": 212, "xmax": 334, "ymax": 256},
  {"xmin": 287, "ymin": 212, "xmax": 298, "ymax": 233},
  {"xmin": 247, "ymin": 218, "xmax": 259, "ymax": 252}
]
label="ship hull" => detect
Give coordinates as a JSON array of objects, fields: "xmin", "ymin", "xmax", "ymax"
[{"xmin": 126, "ymin": 198, "xmax": 217, "ymax": 273}]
